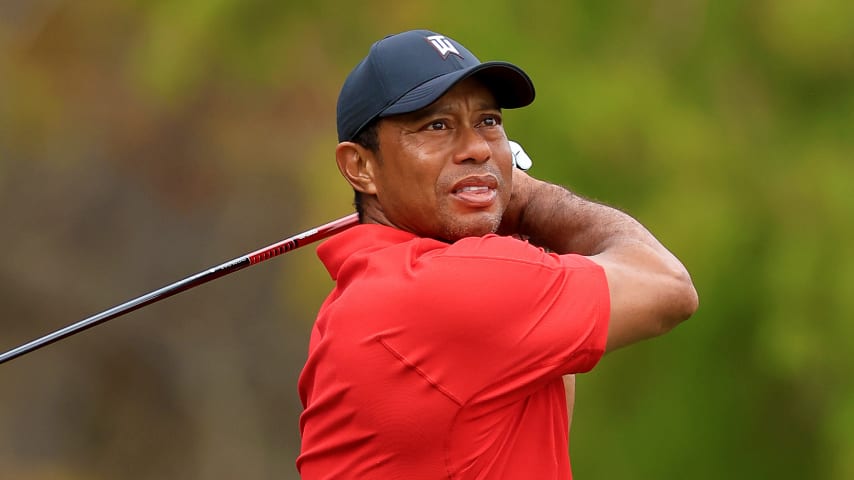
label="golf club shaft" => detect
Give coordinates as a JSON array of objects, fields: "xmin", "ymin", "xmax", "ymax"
[{"xmin": 0, "ymin": 213, "xmax": 360, "ymax": 365}]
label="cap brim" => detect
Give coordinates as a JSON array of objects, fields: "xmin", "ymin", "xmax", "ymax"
[{"xmin": 380, "ymin": 61, "xmax": 535, "ymax": 117}]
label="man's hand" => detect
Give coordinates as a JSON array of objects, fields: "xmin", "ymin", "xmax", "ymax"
[{"xmin": 498, "ymin": 169, "xmax": 539, "ymax": 238}]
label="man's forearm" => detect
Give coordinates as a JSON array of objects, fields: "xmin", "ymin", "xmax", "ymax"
[{"xmin": 515, "ymin": 178, "xmax": 679, "ymax": 266}]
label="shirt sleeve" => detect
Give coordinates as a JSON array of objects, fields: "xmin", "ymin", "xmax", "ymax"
[{"xmin": 377, "ymin": 235, "xmax": 610, "ymax": 406}]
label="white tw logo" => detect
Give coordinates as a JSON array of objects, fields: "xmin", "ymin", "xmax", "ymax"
[{"xmin": 426, "ymin": 35, "xmax": 462, "ymax": 59}]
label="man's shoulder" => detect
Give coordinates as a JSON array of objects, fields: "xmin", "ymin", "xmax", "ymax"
[{"xmin": 440, "ymin": 234, "xmax": 563, "ymax": 265}]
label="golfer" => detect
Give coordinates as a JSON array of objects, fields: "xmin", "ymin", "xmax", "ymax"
[{"xmin": 297, "ymin": 29, "xmax": 698, "ymax": 479}]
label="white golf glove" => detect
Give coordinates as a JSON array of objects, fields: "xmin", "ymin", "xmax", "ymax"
[{"xmin": 509, "ymin": 140, "xmax": 532, "ymax": 171}]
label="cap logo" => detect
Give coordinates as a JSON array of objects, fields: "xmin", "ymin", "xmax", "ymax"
[{"xmin": 425, "ymin": 35, "xmax": 462, "ymax": 59}]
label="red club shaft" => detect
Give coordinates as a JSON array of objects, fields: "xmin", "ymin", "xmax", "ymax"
[{"xmin": 0, "ymin": 213, "xmax": 359, "ymax": 365}]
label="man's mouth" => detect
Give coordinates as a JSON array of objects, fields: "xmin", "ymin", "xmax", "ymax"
[
  {"xmin": 455, "ymin": 185, "xmax": 491, "ymax": 194},
  {"xmin": 451, "ymin": 176, "xmax": 499, "ymax": 207}
]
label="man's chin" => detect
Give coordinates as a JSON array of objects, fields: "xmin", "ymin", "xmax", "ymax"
[{"xmin": 441, "ymin": 216, "xmax": 502, "ymax": 242}]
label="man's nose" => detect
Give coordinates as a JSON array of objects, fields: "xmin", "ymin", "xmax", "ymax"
[{"xmin": 453, "ymin": 126, "xmax": 491, "ymax": 165}]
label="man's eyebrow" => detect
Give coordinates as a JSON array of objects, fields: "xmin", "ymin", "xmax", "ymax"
[
  {"xmin": 399, "ymin": 103, "xmax": 449, "ymax": 123},
  {"xmin": 398, "ymin": 100, "xmax": 500, "ymax": 123}
]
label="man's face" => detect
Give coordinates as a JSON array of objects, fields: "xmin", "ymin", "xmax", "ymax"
[{"xmin": 368, "ymin": 77, "xmax": 514, "ymax": 242}]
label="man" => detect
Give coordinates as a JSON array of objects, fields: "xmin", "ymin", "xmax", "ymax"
[{"xmin": 297, "ymin": 30, "xmax": 698, "ymax": 479}]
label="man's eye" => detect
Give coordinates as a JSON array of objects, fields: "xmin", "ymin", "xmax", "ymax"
[
  {"xmin": 481, "ymin": 115, "xmax": 501, "ymax": 127},
  {"xmin": 426, "ymin": 120, "xmax": 447, "ymax": 131}
]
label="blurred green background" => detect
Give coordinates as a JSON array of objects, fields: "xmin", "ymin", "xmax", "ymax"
[{"xmin": 1, "ymin": 0, "xmax": 852, "ymax": 478}]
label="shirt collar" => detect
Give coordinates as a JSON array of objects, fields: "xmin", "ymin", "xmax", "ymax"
[{"xmin": 317, "ymin": 224, "xmax": 418, "ymax": 280}]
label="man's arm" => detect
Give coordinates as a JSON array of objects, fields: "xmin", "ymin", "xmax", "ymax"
[
  {"xmin": 501, "ymin": 172, "xmax": 699, "ymax": 352},
  {"xmin": 563, "ymin": 375, "xmax": 575, "ymax": 431}
]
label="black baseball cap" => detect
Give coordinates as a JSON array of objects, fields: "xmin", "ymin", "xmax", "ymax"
[{"xmin": 336, "ymin": 29, "xmax": 536, "ymax": 142}]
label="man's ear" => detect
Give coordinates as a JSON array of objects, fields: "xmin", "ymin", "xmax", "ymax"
[{"xmin": 335, "ymin": 142, "xmax": 378, "ymax": 195}]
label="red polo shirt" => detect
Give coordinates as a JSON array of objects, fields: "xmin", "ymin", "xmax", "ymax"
[{"xmin": 298, "ymin": 224, "xmax": 609, "ymax": 479}]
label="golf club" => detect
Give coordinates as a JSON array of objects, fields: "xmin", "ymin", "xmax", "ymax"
[
  {"xmin": 1, "ymin": 141, "xmax": 533, "ymax": 366},
  {"xmin": 0, "ymin": 213, "xmax": 360, "ymax": 365}
]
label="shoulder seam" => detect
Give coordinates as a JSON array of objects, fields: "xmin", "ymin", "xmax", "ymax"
[{"xmin": 377, "ymin": 337, "xmax": 464, "ymax": 407}]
